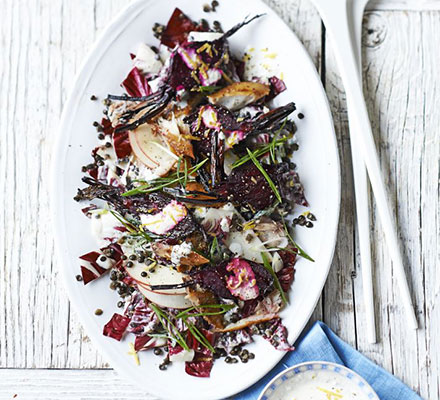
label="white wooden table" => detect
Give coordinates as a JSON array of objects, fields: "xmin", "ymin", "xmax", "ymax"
[{"xmin": 1, "ymin": 0, "xmax": 439, "ymax": 398}]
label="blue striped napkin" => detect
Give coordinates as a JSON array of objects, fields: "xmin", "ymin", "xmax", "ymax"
[{"xmin": 232, "ymin": 321, "xmax": 422, "ymax": 400}]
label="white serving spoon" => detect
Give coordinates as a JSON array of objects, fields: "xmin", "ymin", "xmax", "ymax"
[
  {"xmin": 349, "ymin": 0, "xmax": 376, "ymax": 343},
  {"xmin": 309, "ymin": 0, "xmax": 418, "ymax": 331}
]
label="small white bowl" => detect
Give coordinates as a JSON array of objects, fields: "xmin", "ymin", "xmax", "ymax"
[{"xmin": 258, "ymin": 361, "xmax": 380, "ymax": 400}]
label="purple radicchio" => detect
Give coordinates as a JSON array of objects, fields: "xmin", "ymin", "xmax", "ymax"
[
  {"xmin": 122, "ymin": 67, "xmax": 151, "ymax": 97},
  {"xmin": 261, "ymin": 318, "xmax": 294, "ymax": 351},
  {"xmin": 79, "ymin": 243, "xmax": 122, "ymax": 285},
  {"xmin": 125, "ymin": 295, "xmax": 159, "ymax": 336},
  {"xmin": 266, "ymin": 76, "xmax": 287, "ymax": 101},
  {"xmin": 185, "ymin": 330, "xmax": 215, "ymax": 378},
  {"xmin": 161, "ymin": 8, "xmax": 204, "ymax": 49},
  {"xmin": 103, "ymin": 313, "xmax": 131, "ymax": 341},
  {"xmin": 214, "ymin": 329, "xmax": 253, "ymax": 353}
]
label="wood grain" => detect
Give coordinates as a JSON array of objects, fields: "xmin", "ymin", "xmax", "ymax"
[
  {"xmin": 0, "ymin": 369, "xmax": 155, "ymax": 400},
  {"xmin": 0, "ymin": 0, "xmax": 438, "ymax": 399},
  {"xmin": 367, "ymin": 0, "xmax": 440, "ymax": 11},
  {"xmin": 356, "ymin": 11, "xmax": 440, "ymax": 399}
]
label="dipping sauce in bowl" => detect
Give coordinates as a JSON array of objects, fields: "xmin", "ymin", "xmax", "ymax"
[{"xmin": 259, "ymin": 362, "xmax": 379, "ymax": 400}]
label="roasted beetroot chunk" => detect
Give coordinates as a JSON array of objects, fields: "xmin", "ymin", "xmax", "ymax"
[
  {"xmin": 215, "ymin": 163, "xmax": 277, "ymax": 211},
  {"xmin": 215, "ymin": 161, "xmax": 307, "ymax": 211}
]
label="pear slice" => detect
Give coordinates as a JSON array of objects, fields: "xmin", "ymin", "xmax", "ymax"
[
  {"xmin": 125, "ymin": 263, "xmax": 191, "ymax": 309},
  {"xmin": 129, "ymin": 123, "xmax": 177, "ymax": 177}
]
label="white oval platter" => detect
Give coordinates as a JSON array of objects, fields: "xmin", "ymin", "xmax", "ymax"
[{"xmin": 52, "ymin": 0, "xmax": 340, "ymax": 399}]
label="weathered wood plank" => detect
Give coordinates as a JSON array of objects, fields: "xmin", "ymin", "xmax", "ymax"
[
  {"xmin": 0, "ymin": 369, "xmax": 156, "ymax": 400},
  {"xmin": 367, "ymin": 0, "xmax": 440, "ymax": 11},
  {"xmin": 352, "ymin": 11, "xmax": 440, "ymax": 400}
]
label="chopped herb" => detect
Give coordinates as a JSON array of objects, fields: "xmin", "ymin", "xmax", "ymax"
[
  {"xmin": 269, "ymin": 119, "xmax": 288, "ymax": 164},
  {"xmin": 150, "ymin": 304, "xmax": 190, "ymax": 351},
  {"xmin": 209, "ymin": 236, "xmax": 219, "ymax": 260},
  {"xmin": 110, "ymin": 210, "xmax": 154, "ymax": 242},
  {"xmin": 281, "ymin": 217, "xmax": 314, "ymax": 262},
  {"xmin": 183, "ymin": 158, "xmax": 189, "ymax": 189},
  {"xmin": 176, "ymin": 304, "xmax": 235, "ymax": 319},
  {"xmin": 122, "ymin": 158, "xmax": 208, "ymax": 196},
  {"xmin": 232, "ymin": 137, "xmax": 288, "ymax": 169},
  {"xmin": 185, "ymin": 321, "xmax": 215, "ymax": 352},
  {"xmin": 246, "ymin": 149, "xmax": 282, "ymax": 203},
  {"xmin": 261, "ymin": 252, "xmax": 288, "ymax": 304},
  {"xmin": 109, "ymin": 210, "xmax": 138, "ymax": 234},
  {"xmin": 195, "ymin": 85, "xmax": 222, "ymax": 94}
]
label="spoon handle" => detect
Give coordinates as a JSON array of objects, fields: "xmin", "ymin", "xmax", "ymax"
[
  {"xmin": 316, "ymin": 0, "xmax": 418, "ymax": 329},
  {"xmin": 348, "ymin": 1, "xmax": 376, "ymax": 343}
]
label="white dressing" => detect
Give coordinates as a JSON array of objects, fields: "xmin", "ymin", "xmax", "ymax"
[
  {"xmin": 268, "ymin": 368, "xmax": 372, "ymax": 400},
  {"xmin": 90, "ymin": 210, "xmax": 124, "ymax": 247}
]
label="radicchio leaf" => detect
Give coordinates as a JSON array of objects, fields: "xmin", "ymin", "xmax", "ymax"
[
  {"xmin": 103, "ymin": 313, "xmax": 131, "ymax": 341},
  {"xmin": 267, "ymin": 76, "xmax": 287, "ymax": 101},
  {"xmin": 79, "ymin": 251, "xmax": 106, "ymax": 285},
  {"xmin": 81, "ymin": 205, "xmax": 98, "ymax": 218},
  {"xmin": 277, "ymin": 250, "xmax": 296, "ymax": 292},
  {"xmin": 185, "ymin": 330, "xmax": 215, "ymax": 378},
  {"xmin": 101, "ymin": 118, "xmax": 114, "ymax": 136},
  {"xmin": 122, "ymin": 67, "xmax": 151, "ymax": 97},
  {"xmin": 79, "ymin": 244, "xmax": 122, "ymax": 285},
  {"xmin": 277, "ymin": 266, "xmax": 295, "ymax": 293},
  {"xmin": 126, "ymin": 297, "xmax": 158, "ymax": 336},
  {"xmin": 261, "ymin": 318, "xmax": 294, "ymax": 351},
  {"xmin": 215, "ymin": 329, "xmax": 253, "ymax": 353},
  {"xmin": 161, "ymin": 8, "xmax": 201, "ymax": 49},
  {"xmin": 134, "ymin": 335, "xmax": 167, "ymax": 352},
  {"xmin": 112, "ymin": 128, "xmax": 132, "ymax": 159}
]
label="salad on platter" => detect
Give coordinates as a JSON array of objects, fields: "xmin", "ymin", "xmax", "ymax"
[{"xmin": 74, "ymin": 5, "xmax": 315, "ymax": 378}]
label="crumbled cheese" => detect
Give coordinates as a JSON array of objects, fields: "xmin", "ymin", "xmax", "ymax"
[
  {"xmin": 220, "ymin": 217, "xmax": 230, "ymax": 233},
  {"xmin": 96, "ymin": 254, "xmax": 113, "ymax": 270},
  {"xmin": 132, "ymin": 163, "xmax": 160, "ymax": 183},
  {"xmin": 133, "ymin": 43, "xmax": 163, "ymax": 75},
  {"xmin": 170, "ymin": 242, "xmax": 193, "ymax": 265},
  {"xmin": 193, "ymin": 207, "xmax": 208, "ymax": 219},
  {"xmin": 243, "ymin": 45, "xmax": 281, "ymax": 84},
  {"xmin": 169, "ymin": 348, "xmax": 195, "ymax": 363},
  {"xmin": 188, "ymin": 31, "xmax": 223, "ymax": 42}
]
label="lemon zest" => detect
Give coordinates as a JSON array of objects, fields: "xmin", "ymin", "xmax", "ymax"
[
  {"xmin": 127, "ymin": 343, "xmax": 140, "ymax": 366},
  {"xmin": 316, "ymin": 387, "xmax": 343, "ymax": 399}
]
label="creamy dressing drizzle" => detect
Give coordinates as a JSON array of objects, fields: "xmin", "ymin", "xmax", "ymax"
[{"xmin": 269, "ymin": 368, "xmax": 371, "ymax": 400}]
